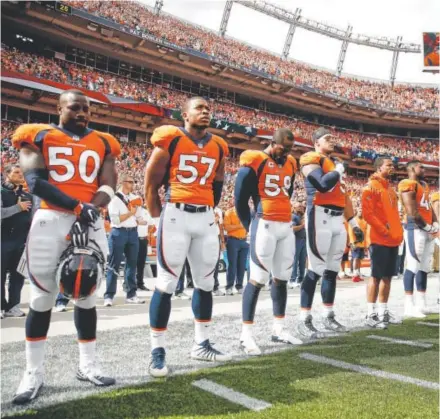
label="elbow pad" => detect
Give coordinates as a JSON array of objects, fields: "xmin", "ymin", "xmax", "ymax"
[
  {"xmin": 307, "ymin": 168, "xmax": 340, "ymax": 193},
  {"xmin": 213, "ymin": 180, "xmax": 223, "ymax": 207}
]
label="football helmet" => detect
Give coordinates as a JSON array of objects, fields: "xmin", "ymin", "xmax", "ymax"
[{"xmin": 55, "ymin": 240, "xmax": 105, "ymax": 300}]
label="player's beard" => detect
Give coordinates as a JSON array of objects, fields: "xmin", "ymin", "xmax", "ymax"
[{"xmin": 191, "ymin": 122, "xmax": 209, "ymax": 131}]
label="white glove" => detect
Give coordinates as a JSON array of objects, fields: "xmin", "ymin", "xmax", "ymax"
[
  {"xmin": 334, "ymin": 162, "xmax": 345, "ymax": 176},
  {"xmin": 432, "ymin": 222, "xmax": 439, "ymax": 234}
]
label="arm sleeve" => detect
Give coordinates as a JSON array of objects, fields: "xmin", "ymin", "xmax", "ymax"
[
  {"xmin": 361, "ymin": 188, "xmax": 389, "ymax": 236},
  {"xmin": 1, "ymin": 202, "xmax": 22, "ymax": 219},
  {"xmin": 213, "ymin": 180, "xmax": 223, "ymax": 207},
  {"xmin": 25, "ymin": 169, "xmax": 79, "ymax": 211},
  {"xmin": 234, "ymin": 167, "xmax": 257, "ymax": 231},
  {"xmin": 306, "ymin": 167, "xmax": 340, "ymax": 193}
]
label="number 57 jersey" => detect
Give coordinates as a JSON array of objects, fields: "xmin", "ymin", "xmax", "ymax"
[
  {"xmin": 150, "ymin": 125, "xmax": 229, "ymax": 206},
  {"xmin": 12, "ymin": 123, "xmax": 121, "ymax": 210},
  {"xmin": 240, "ymin": 150, "xmax": 297, "ymax": 222}
]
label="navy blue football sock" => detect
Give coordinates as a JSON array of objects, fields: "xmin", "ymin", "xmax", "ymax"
[
  {"xmin": 74, "ymin": 306, "xmax": 97, "ymax": 341},
  {"xmin": 403, "ymin": 270, "xmax": 415, "ymax": 293},
  {"xmin": 25, "ymin": 308, "xmax": 51, "ymax": 340},
  {"xmin": 192, "ymin": 288, "xmax": 213, "ymax": 321},
  {"xmin": 300, "ymin": 270, "xmax": 320, "ymax": 309},
  {"xmin": 242, "ymin": 282, "xmax": 261, "ymax": 323},
  {"xmin": 321, "ymin": 270, "xmax": 337, "ymax": 305},
  {"xmin": 271, "ymin": 280, "xmax": 287, "ymax": 317},
  {"xmin": 150, "ymin": 289, "xmax": 172, "ymax": 330},
  {"xmin": 415, "ymin": 271, "xmax": 428, "ymax": 292}
]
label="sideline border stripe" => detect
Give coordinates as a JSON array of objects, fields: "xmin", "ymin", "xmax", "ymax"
[
  {"xmin": 417, "ymin": 322, "xmax": 439, "ymax": 327},
  {"xmin": 192, "ymin": 379, "xmax": 272, "ymax": 411},
  {"xmin": 299, "ymin": 353, "xmax": 439, "ymax": 390},
  {"xmin": 366, "ymin": 335, "xmax": 433, "ymax": 348}
]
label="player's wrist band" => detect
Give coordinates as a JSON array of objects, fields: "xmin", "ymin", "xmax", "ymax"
[
  {"xmin": 73, "ymin": 202, "xmax": 83, "ymax": 217},
  {"xmin": 422, "ymin": 224, "xmax": 433, "ymax": 232},
  {"xmin": 97, "ymin": 185, "xmax": 115, "ymax": 200},
  {"xmin": 348, "ymin": 218, "xmax": 359, "ymax": 229}
]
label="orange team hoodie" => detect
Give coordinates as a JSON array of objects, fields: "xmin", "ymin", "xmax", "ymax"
[{"xmin": 361, "ymin": 173, "xmax": 403, "ymax": 247}]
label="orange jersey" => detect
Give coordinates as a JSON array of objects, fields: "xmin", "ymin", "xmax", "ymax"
[
  {"xmin": 12, "ymin": 123, "xmax": 120, "ymax": 211},
  {"xmin": 362, "ymin": 174, "xmax": 403, "ymax": 247},
  {"xmin": 398, "ymin": 179, "xmax": 433, "ymax": 225},
  {"xmin": 240, "ymin": 150, "xmax": 297, "ymax": 222},
  {"xmin": 300, "ymin": 151, "xmax": 346, "ymax": 208},
  {"xmin": 150, "ymin": 125, "xmax": 228, "ymax": 207}
]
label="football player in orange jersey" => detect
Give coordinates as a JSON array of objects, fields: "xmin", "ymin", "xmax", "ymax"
[
  {"xmin": 298, "ymin": 128, "xmax": 363, "ymax": 338},
  {"xmin": 144, "ymin": 97, "xmax": 231, "ymax": 377},
  {"xmin": 398, "ymin": 161, "xmax": 438, "ymax": 318},
  {"xmin": 234, "ymin": 128, "xmax": 303, "ymax": 355},
  {"xmin": 11, "ymin": 90, "xmax": 119, "ymax": 404}
]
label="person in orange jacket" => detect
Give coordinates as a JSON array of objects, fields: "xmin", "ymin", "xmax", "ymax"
[{"xmin": 361, "ymin": 157, "xmax": 403, "ymax": 329}]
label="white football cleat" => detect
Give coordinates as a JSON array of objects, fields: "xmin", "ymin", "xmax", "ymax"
[
  {"xmin": 191, "ymin": 339, "xmax": 232, "ymax": 362},
  {"xmin": 404, "ymin": 307, "xmax": 426, "ymax": 319},
  {"xmin": 149, "ymin": 347, "xmax": 169, "ymax": 378},
  {"xmin": 271, "ymin": 331, "xmax": 303, "ymax": 345},
  {"xmin": 240, "ymin": 334, "xmax": 262, "ymax": 356},
  {"xmin": 12, "ymin": 369, "xmax": 44, "ymax": 405},
  {"xmin": 55, "ymin": 304, "xmax": 67, "ymax": 313}
]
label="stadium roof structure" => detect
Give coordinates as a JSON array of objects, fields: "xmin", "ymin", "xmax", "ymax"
[
  {"xmin": 2, "ymin": 1, "xmax": 437, "ymax": 132},
  {"xmin": 219, "ymin": 0, "xmax": 421, "ymax": 84}
]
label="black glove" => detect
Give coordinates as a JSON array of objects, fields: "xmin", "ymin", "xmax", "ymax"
[
  {"xmin": 69, "ymin": 220, "xmax": 89, "ymax": 247},
  {"xmin": 77, "ymin": 203, "xmax": 100, "ymax": 225},
  {"xmin": 353, "ymin": 226, "xmax": 364, "ymax": 243}
]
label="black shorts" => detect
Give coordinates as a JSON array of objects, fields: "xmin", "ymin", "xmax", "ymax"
[
  {"xmin": 342, "ymin": 252, "xmax": 349, "ymax": 262},
  {"xmin": 369, "ymin": 244, "xmax": 398, "ymax": 279},
  {"xmin": 352, "ymin": 248, "xmax": 365, "ymax": 260}
]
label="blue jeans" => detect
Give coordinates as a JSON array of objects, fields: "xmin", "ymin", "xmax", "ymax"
[
  {"xmin": 226, "ymin": 237, "xmax": 249, "ymax": 290},
  {"xmin": 291, "ymin": 238, "xmax": 307, "ymax": 283},
  {"xmin": 55, "ymin": 292, "xmax": 69, "ymax": 307},
  {"xmin": 105, "ymin": 227, "xmax": 139, "ymax": 299}
]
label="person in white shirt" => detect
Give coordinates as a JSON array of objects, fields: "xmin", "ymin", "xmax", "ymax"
[
  {"xmin": 136, "ymin": 205, "xmax": 152, "ymax": 291},
  {"xmin": 103, "ymin": 174, "xmax": 145, "ymax": 306}
]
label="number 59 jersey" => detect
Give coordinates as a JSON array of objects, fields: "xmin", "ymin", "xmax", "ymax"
[
  {"xmin": 240, "ymin": 150, "xmax": 297, "ymax": 222},
  {"xmin": 150, "ymin": 125, "xmax": 229, "ymax": 207},
  {"xmin": 12, "ymin": 123, "xmax": 121, "ymax": 210},
  {"xmin": 398, "ymin": 179, "xmax": 433, "ymax": 225}
]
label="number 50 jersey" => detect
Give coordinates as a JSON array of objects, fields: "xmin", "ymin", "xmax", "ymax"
[
  {"xmin": 150, "ymin": 125, "xmax": 229, "ymax": 207},
  {"xmin": 12, "ymin": 123, "xmax": 121, "ymax": 210},
  {"xmin": 239, "ymin": 150, "xmax": 297, "ymax": 222}
]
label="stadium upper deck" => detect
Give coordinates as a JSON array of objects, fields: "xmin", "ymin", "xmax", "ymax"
[{"xmin": 1, "ymin": 1, "xmax": 438, "ymax": 130}]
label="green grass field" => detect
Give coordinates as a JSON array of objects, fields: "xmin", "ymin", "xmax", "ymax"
[{"xmin": 7, "ymin": 316, "xmax": 439, "ymax": 419}]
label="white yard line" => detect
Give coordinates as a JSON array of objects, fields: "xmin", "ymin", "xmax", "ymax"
[
  {"xmin": 366, "ymin": 335, "xmax": 433, "ymax": 348},
  {"xmin": 299, "ymin": 353, "xmax": 440, "ymax": 390},
  {"xmin": 192, "ymin": 379, "xmax": 272, "ymax": 411},
  {"xmin": 416, "ymin": 322, "xmax": 439, "ymax": 328}
]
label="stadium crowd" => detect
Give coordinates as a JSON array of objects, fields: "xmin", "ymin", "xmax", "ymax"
[
  {"xmin": 66, "ymin": 0, "xmax": 439, "ymax": 115},
  {"xmin": 2, "ymin": 45, "xmax": 438, "ymax": 162}
]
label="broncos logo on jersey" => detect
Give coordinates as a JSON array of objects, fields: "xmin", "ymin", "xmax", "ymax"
[
  {"xmin": 240, "ymin": 150, "xmax": 297, "ymax": 222},
  {"xmin": 12, "ymin": 123, "xmax": 121, "ymax": 211},
  {"xmin": 150, "ymin": 125, "xmax": 229, "ymax": 207}
]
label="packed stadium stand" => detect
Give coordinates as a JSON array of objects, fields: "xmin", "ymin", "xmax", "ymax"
[{"xmin": 1, "ymin": 0, "xmax": 439, "ymax": 211}]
